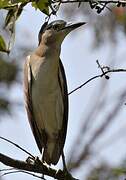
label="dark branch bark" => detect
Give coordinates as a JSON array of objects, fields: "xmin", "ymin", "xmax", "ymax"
[
  {"xmin": 52, "ymin": 0, "xmax": 126, "ymax": 3},
  {"xmin": 0, "ymin": 153, "xmax": 78, "ymax": 180},
  {"xmin": 0, "ymin": 153, "xmax": 60, "ymax": 178}
]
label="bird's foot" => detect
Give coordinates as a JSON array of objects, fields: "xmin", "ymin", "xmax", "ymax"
[
  {"xmin": 26, "ymin": 156, "xmax": 45, "ymax": 178},
  {"xmin": 25, "ymin": 156, "xmax": 35, "ymax": 164},
  {"xmin": 26, "ymin": 156, "xmax": 42, "ymax": 165}
]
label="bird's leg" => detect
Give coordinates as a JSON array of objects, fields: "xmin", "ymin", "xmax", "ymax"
[
  {"xmin": 62, "ymin": 152, "xmax": 79, "ymax": 180},
  {"xmin": 41, "ymin": 174, "xmax": 45, "ymax": 180},
  {"xmin": 26, "ymin": 156, "xmax": 45, "ymax": 179},
  {"xmin": 62, "ymin": 151, "xmax": 68, "ymax": 173},
  {"xmin": 40, "ymin": 155, "xmax": 45, "ymax": 179},
  {"xmin": 34, "ymin": 157, "xmax": 46, "ymax": 179},
  {"xmin": 25, "ymin": 156, "xmax": 35, "ymax": 164}
]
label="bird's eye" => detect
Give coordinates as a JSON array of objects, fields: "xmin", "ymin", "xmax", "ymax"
[{"xmin": 53, "ymin": 24, "xmax": 59, "ymax": 31}]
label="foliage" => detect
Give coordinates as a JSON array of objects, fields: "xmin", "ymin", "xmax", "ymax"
[
  {"xmin": 0, "ymin": 35, "xmax": 8, "ymax": 53},
  {"xmin": 0, "ymin": 0, "xmax": 49, "ymax": 52},
  {"xmin": 0, "ymin": 12, "xmax": 28, "ymax": 115},
  {"xmin": 0, "ymin": 0, "xmax": 126, "ymax": 52}
]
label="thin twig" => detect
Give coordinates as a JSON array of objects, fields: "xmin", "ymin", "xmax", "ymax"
[
  {"xmin": 0, "ymin": 136, "xmax": 34, "ymax": 159},
  {"xmin": 0, "ymin": 167, "xmax": 14, "ymax": 172},
  {"xmin": 52, "ymin": 0, "xmax": 126, "ymax": 4},
  {"xmin": 68, "ymin": 75, "xmax": 100, "ymax": 95},
  {"xmin": 1, "ymin": 170, "xmax": 47, "ymax": 179},
  {"xmin": 51, "ymin": 0, "xmax": 126, "ymax": 14},
  {"xmin": 68, "ymin": 68, "xmax": 126, "ymax": 95},
  {"xmin": 96, "ymin": 60, "xmax": 110, "ymax": 79}
]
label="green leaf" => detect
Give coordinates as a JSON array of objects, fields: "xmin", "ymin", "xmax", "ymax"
[
  {"xmin": 0, "ymin": 0, "xmax": 11, "ymax": 8},
  {"xmin": 33, "ymin": 0, "xmax": 49, "ymax": 15},
  {"xmin": 0, "ymin": 35, "xmax": 8, "ymax": 53},
  {"xmin": 16, "ymin": 2, "xmax": 28, "ymax": 18},
  {"xmin": 5, "ymin": 2, "xmax": 27, "ymax": 32},
  {"xmin": 32, "ymin": 2, "xmax": 38, "ymax": 10},
  {"xmin": 0, "ymin": 0, "xmax": 18, "ymax": 9},
  {"xmin": 0, "ymin": 0, "xmax": 27, "ymax": 9},
  {"xmin": 5, "ymin": 9, "xmax": 16, "ymax": 28}
]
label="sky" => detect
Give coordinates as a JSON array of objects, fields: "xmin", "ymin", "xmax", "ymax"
[{"xmin": 1, "ymin": 3, "xmax": 126, "ymax": 180}]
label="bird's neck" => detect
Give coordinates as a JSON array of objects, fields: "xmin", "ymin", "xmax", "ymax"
[{"xmin": 35, "ymin": 43, "xmax": 61, "ymax": 58}]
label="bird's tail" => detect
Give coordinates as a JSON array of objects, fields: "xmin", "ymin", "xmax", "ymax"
[{"xmin": 42, "ymin": 139, "xmax": 61, "ymax": 165}]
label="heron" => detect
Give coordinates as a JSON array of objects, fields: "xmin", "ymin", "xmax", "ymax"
[{"xmin": 24, "ymin": 20, "xmax": 85, "ymax": 168}]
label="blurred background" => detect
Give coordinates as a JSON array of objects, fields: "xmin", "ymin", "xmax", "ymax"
[{"xmin": 0, "ymin": 2, "xmax": 126, "ymax": 180}]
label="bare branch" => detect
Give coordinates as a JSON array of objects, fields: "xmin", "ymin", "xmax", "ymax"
[
  {"xmin": 0, "ymin": 168, "xmax": 14, "ymax": 172},
  {"xmin": 0, "ymin": 153, "xmax": 61, "ymax": 179},
  {"xmin": 0, "ymin": 153, "xmax": 78, "ymax": 180},
  {"xmin": 68, "ymin": 74, "xmax": 100, "ymax": 95},
  {"xmin": 0, "ymin": 136, "xmax": 34, "ymax": 159},
  {"xmin": 68, "ymin": 68, "xmax": 126, "ymax": 95},
  {"xmin": 1, "ymin": 170, "xmax": 47, "ymax": 180},
  {"xmin": 51, "ymin": 0, "xmax": 126, "ymax": 14},
  {"xmin": 52, "ymin": 0, "xmax": 126, "ymax": 4}
]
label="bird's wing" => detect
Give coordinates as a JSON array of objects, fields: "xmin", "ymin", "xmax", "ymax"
[
  {"xmin": 58, "ymin": 59, "xmax": 69, "ymax": 148},
  {"xmin": 47, "ymin": 60, "xmax": 68, "ymax": 165},
  {"xmin": 24, "ymin": 56, "xmax": 44, "ymax": 152},
  {"xmin": 51, "ymin": 59, "xmax": 68, "ymax": 164}
]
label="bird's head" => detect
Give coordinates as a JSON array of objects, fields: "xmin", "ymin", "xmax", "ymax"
[{"xmin": 38, "ymin": 20, "xmax": 86, "ymax": 47}]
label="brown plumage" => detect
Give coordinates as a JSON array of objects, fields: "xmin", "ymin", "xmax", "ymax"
[
  {"xmin": 24, "ymin": 55, "xmax": 68, "ymax": 165},
  {"xmin": 23, "ymin": 20, "xmax": 85, "ymax": 165}
]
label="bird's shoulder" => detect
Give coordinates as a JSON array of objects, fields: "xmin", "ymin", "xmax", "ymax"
[
  {"xmin": 27, "ymin": 53, "xmax": 44, "ymax": 64},
  {"xmin": 26, "ymin": 53, "xmax": 46, "ymax": 77}
]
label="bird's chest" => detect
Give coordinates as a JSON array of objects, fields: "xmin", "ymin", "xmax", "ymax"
[{"xmin": 31, "ymin": 56, "xmax": 59, "ymax": 95}]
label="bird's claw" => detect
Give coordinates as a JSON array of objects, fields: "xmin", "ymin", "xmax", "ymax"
[
  {"xmin": 26, "ymin": 156, "xmax": 45, "ymax": 178},
  {"xmin": 26, "ymin": 156, "xmax": 41, "ymax": 165}
]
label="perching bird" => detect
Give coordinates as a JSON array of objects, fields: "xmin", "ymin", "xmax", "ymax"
[{"xmin": 24, "ymin": 20, "xmax": 85, "ymax": 166}]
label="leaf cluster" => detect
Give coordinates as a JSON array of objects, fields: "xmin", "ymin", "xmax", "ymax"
[
  {"xmin": 1, "ymin": 0, "xmax": 126, "ymax": 52},
  {"xmin": 0, "ymin": 0, "xmax": 50, "ymax": 53},
  {"xmin": 0, "ymin": 0, "xmax": 49, "ymax": 15}
]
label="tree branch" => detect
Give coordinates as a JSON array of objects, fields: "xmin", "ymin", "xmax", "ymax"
[
  {"xmin": 68, "ymin": 68, "xmax": 126, "ymax": 95},
  {"xmin": 0, "ymin": 153, "xmax": 78, "ymax": 180},
  {"xmin": 1, "ymin": 170, "xmax": 46, "ymax": 180},
  {"xmin": 51, "ymin": 0, "xmax": 126, "ymax": 14},
  {"xmin": 52, "ymin": 0, "xmax": 126, "ymax": 4},
  {"xmin": 26, "ymin": 0, "xmax": 126, "ymax": 5}
]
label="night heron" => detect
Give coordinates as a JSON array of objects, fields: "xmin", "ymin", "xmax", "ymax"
[{"xmin": 24, "ymin": 20, "xmax": 85, "ymax": 167}]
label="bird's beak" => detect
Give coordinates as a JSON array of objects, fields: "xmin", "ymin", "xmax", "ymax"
[{"xmin": 61, "ymin": 22, "xmax": 86, "ymax": 32}]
